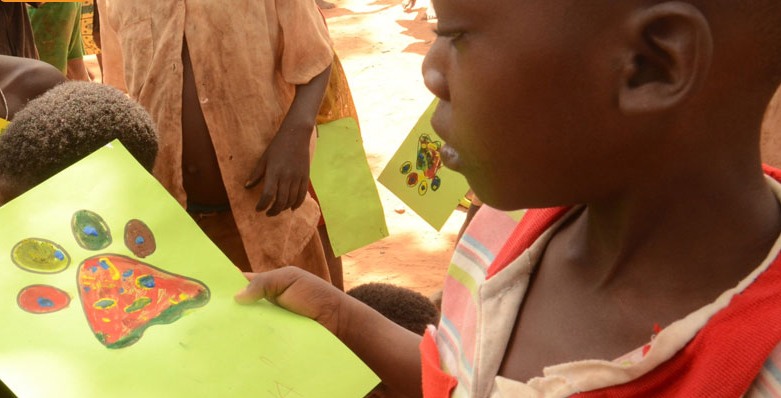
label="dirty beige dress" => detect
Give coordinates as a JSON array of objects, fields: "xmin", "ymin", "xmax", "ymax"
[{"xmin": 104, "ymin": 0, "xmax": 334, "ymax": 273}]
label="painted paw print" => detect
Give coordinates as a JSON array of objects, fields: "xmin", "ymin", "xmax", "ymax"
[{"xmin": 12, "ymin": 210, "xmax": 210, "ymax": 349}]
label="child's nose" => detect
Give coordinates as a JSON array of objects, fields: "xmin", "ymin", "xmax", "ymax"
[{"xmin": 422, "ymin": 43, "xmax": 451, "ymax": 102}]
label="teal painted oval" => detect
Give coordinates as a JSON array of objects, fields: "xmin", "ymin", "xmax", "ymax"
[{"xmin": 71, "ymin": 210, "xmax": 112, "ymax": 250}]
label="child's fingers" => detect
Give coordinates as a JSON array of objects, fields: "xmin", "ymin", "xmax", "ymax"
[
  {"xmin": 267, "ymin": 178, "xmax": 293, "ymax": 216},
  {"xmin": 233, "ymin": 269, "xmax": 290, "ymax": 304},
  {"xmin": 243, "ymin": 272, "xmax": 258, "ymax": 281},
  {"xmin": 291, "ymin": 179, "xmax": 308, "ymax": 211},
  {"xmin": 256, "ymin": 174, "xmax": 278, "ymax": 211},
  {"xmin": 234, "ymin": 267, "xmax": 343, "ymax": 334},
  {"xmin": 244, "ymin": 157, "xmax": 267, "ymax": 189}
]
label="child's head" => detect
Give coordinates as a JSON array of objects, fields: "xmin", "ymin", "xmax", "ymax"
[
  {"xmin": 423, "ymin": 1, "xmax": 781, "ymax": 210},
  {"xmin": 0, "ymin": 81, "xmax": 157, "ymax": 203},
  {"xmin": 347, "ymin": 283, "xmax": 439, "ymax": 336}
]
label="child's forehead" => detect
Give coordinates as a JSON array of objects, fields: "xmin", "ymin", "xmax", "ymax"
[{"xmin": 433, "ymin": 0, "xmax": 609, "ymax": 27}]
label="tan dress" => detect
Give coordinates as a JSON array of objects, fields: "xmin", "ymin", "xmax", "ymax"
[{"xmin": 104, "ymin": 0, "xmax": 334, "ymax": 274}]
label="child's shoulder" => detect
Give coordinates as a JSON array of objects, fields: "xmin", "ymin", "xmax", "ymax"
[{"xmin": 0, "ymin": 55, "xmax": 64, "ymax": 108}]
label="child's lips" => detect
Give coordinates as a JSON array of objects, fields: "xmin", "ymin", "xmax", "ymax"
[{"xmin": 430, "ymin": 106, "xmax": 461, "ymax": 170}]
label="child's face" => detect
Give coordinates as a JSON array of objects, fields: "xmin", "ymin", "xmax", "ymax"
[{"xmin": 423, "ymin": 1, "xmax": 641, "ymax": 210}]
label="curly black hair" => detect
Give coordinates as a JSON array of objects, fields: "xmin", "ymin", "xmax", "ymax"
[
  {"xmin": 0, "ymin": 81, "xmax": 157, "ymax": 194},
  {"xmin": 347, "ymin": 283, "xmax": 439, "ymax": 336}
]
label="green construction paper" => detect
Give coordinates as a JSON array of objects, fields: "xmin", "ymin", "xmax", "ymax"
[
  {"xmin": 0, "ymin": 141, "xmax": 378, "ymax": 398},
  {"xmin": 312, "ymin": 118, "xmax": 389, "ymax": 257},
  {"xmin": 378, "ymin": 99, "xmax": 470, "ymax": 230},
  {"xmin": 507, "ymin": 210, "xmax": 526, "ymax": 222}
]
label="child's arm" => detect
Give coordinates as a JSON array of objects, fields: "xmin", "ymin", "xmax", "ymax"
[
  {"xmin": 235, "ymin": 266, "xmax": 424, "ymax": 398},
  {"xmin": 245, "ymin": 63, "xmax": 332, "ymax": 217}
]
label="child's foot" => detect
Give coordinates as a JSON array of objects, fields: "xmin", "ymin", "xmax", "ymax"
[{"xmin": 423, "ymin": 6, "xmax": 437, "ymax": 20}]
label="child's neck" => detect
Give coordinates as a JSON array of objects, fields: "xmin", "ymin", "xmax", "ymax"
[
  {"xmin": 565, "ymin": 163, "xmax": 781, "ymax": 298},
  {"xmin": 497, "ymin": 162, "xmax": 781, "ymax": 382}
]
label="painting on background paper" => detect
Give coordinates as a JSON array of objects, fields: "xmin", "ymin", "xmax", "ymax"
[
  {"xmin": 0, "ymin": 140, "xmax": 378, "ymax": 398},
  {"xmin": 378, "ymin": 99, "xmax": 471, "ymax": 230}
]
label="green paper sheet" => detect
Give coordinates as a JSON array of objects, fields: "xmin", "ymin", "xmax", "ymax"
[
  {"xmin": 0, "ymin": 141, "xmax": 378, "ymax": 398},
  {"xmin": 507, "ymin": 210, "xmax": 526, "ymax": 222},
  {"xmin": 312, "ymin": 118, "xmax": 389, "ymax": 257},
  {"xmin": 0, "ymin": 117, "xmax": 9, "ymax": 135},
  {"xmin": 378, "ymin": 100, "xmax": 470, "ymax": 230}
]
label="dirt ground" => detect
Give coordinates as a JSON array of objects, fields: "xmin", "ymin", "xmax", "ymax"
[
  {"xmin": 85, "ymin": 1, "xmax": 456, "ymax": 297},
  {"xmin": 320, "ymin": 0, "xmax": 461, "ymax": 297}
]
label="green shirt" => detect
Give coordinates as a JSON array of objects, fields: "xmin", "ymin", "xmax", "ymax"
[{"xmin": 27, "ymin": 2, "xmax": 84, "ymax": 74}]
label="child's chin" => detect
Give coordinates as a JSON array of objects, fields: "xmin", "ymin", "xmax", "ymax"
[{"xmin": 440, "ymin": 145, "xmax": 461, "ymax": 171}]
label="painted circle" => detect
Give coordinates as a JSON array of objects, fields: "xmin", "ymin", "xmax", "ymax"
[
  {"xmin": 11, "ymin": 238, "xmax": 70, "ymax": 273},
  {"xmin": 406, "ymin": 173, "xmax": 419, "ymax": 187},
  {"xmin": 400, "ymin": 161, "xmax": 412, "ymax": 175},
  {"xmin": 418, "ymin": 179, "xmax": 429, "ymax": 195},
  {"xmin": 124, "ymin": 219, "xmax": 156, "ymax": 258},
  {"xmin": 71, "ymin": 210, "xmax": 112, "ymax": 250},
  {"xmin": 17, "ymin": 285, "xmax": 70, "ymax": 314},
  {"xmin": 431, "ymin": 176, "xmax": 441, "ymax": 191}
]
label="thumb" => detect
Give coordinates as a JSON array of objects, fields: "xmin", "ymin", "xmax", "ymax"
[{"xmin": 234, "ymin": 267, "xmax": 343, "ymax": 334}]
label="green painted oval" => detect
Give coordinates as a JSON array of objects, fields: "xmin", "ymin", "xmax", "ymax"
[
  {"xmin": 71, "ymin": 210, "xmax": 112, "ymax": 250},
  {"xmin": 12, "ymin": 238, "xmax": 70, "ymax": 273},
  {"xmin": 124, "ymin": 297, "xmax": 151, "ymax": 313}
]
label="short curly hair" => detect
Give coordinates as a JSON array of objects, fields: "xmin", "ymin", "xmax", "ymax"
[
  {"xmin": 347, "ymin": 283, "xmax": 439, "ymax": 336},
  {"xmin": 0, "ymin": 81, "xmax": 157, "ymax": 194}
]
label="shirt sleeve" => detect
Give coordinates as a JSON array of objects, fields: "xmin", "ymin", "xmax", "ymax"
[
  {"xmin": 67, "ymin": 3, "xmax": 85, "ymax": 60},
  {"xmin": 276, "ymin": 0, "xmax": 334, "ymax": 85}
]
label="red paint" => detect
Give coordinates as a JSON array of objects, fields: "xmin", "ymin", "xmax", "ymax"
[
  {"xmin": 17, "ymin": 284, "xmax": 70, "ymax": 314},
  {"xmin": 77, "ymin": 254, "xmax": 210, "ymax": 348}
]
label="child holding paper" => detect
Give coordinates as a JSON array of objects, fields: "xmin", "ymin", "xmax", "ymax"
[
  {"xmin": 236, "ymin": 0, "xmax": 781, "ymax": 397},
  {"xmin": 0, "ymin": 81, "xmax": 157, "ymax": 204}
]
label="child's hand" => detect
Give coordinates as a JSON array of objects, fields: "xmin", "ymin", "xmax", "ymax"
[
  {"xmin": 244, "ymin": 128, "xmax": 312, "ymax": 217},
  {"xmin": 236, "ymin": 266, "xmax": 424, "ymax": 398},
  {"xmin": 235, "ymin": 266, "xmax": 345, "ymax": 335},
  {"xmin": 244, "ymin": 64, "xmax": 333, "ymax": 217}
]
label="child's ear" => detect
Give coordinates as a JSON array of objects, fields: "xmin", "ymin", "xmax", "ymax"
[{"xmin": 618, "ymin": 2, "xmax": 713, "ymax": 114}]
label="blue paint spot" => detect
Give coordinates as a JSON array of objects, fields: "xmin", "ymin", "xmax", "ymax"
[
  {"xmin": 94, "ymin": 299, "xmax": 115, "ymax": 309},
  {"xmin": 83, "ymin": 286, "xmax": 90, "ymax": 293},
  {"xmin": 54, "ymin": 250, "xmax": 65, "ymax": 261},
  {"xmin": 137, "ymin": 275, "xmax": 155, "ymax": 288},
  {"xmin": 98, "ymin": 260, "xmax": 109, "ymax": 270},
  {"xmin": 37, "ymin": 297, "xmax": 54, "ymax": 308},
  {"xmin": 90, "ymin": 266, "xmax": 98, "ymax": 273},
  {"xmin": 119, "ymin": 288, "xmax": 124, "ymax": 294},
  {"xmin": 83, "ymin": 226, "xmax": 99, "ymax": 236},
  {"xmin": 135, "ymin": 236, "xmax": 145, "ymax": 245},
  {"xmin": 122, "ymin": 269, "xmax": 133, "ymax": 277}
]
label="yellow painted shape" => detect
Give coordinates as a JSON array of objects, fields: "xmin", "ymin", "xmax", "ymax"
[{"xmin": 98, "ymin": 257, "xmax": 120, "ymax": 281}]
